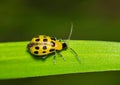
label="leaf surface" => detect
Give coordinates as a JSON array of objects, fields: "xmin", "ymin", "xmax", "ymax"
[{"xmin": 0, "ymin": 40, "xmax": 120, "ymax": 79}]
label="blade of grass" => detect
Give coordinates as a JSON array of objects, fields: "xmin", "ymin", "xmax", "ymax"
[{"xmin": 0, "ymin": 40, "xmax": 120, "ymax": 79}]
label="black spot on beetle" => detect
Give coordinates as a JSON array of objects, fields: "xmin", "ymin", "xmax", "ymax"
[
  {"xmin": 34, "ymin": 51, "xmax": 38, "ymax": 54},
  {"xmin": 43, "ymin": 46, "xmax": 47, "ymax": 50},
  {"xmin": 43, "ymin": 39, "xmax": 47, "ymax": 42},
  {"xmin": 42, "ymin": 51, "xmax": 46, "ymax": 53},
  {"xmin": 27, "ymin": 43, "xmax": 35, "ymax": 49},
  {"xmin": 35, "ymin": 39, "xmax": 40, "ymax": 41},
  {"xmin": 49, "ymin": 49, "xmax": 55, "ymax": 52},
  {"xmin": 51, "ymin": 41, "xmax": 55, "ymax": 47},
  {"xmin": 35, "ymin": 46, "xmax": 39, "ymax": 50}
]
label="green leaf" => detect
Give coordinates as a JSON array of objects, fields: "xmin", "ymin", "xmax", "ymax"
[{"xmin": 0, "ymin": 40, "xmax": 120, "ymax": 79}]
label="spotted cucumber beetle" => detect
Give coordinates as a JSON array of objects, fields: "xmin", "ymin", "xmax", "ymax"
[{"xmin": 27, "ymin": 23, "xmax": 80, "ymax": 64}]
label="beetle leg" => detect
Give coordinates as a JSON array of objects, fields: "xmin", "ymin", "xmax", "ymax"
[
  {"xmin": 53, "ymin": 52, "xmax": 57, "ymax": 64},
  {"xmin": 42, "ymin": 55, "xmax": 47, "ymax": 59},
  {"xmin": 59, "ymin": 39, "xmax": 62, "ymax": 42},
  {"xmin": 57, "ymin": 52, "xmax": 66, "ymax": 61}
]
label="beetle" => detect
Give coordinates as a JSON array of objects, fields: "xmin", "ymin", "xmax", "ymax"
[{"xmin": 27, "ymin": 23, "xmax": 80, "ymax": 64}]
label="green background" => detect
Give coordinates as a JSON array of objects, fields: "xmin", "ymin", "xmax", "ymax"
[{"xmin": 0, "ymin": 0, "xmax": 120, "ymax": 85}]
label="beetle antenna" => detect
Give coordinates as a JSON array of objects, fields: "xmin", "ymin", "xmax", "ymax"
[
  {"xmin": 65, "ymin": 23, "xmax": 81, "ymax": 63},
  {"xmin": 65, "ymin": 22, "xmax": 73, "ymax": 44},
  {"xmin": 69, "ymin": 47, "xmax": 81, "ymax": 63},
  {"xmin": 68, "ymin": 22, "xmax": 73, "ymax": 41}
]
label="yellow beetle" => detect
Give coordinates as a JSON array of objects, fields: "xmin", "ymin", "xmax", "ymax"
[
  {"xmin": 27, "ymin": 35, "xmax": 67, "ymax": 56},
  {"xmin": 27, "ymin": 23, "xmax": 80, "ymax": 64}
]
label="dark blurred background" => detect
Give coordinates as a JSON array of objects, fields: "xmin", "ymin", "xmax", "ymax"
[
  {"xmin": 0, "ymin": 0, "xmax": 120, "ymax": 42},
  {"xmin": 0, "ymin": 0, "xmax": 120, "ymax": 85}
]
